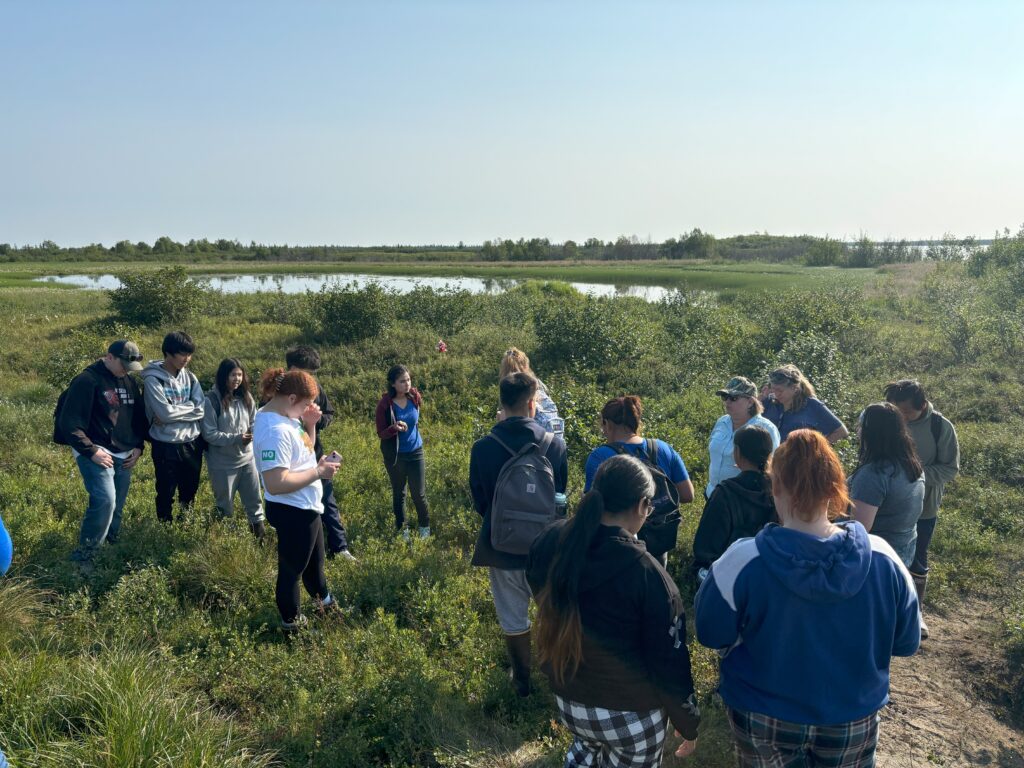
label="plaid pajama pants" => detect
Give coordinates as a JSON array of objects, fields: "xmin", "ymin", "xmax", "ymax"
[
  {"xmin": 727, "ymin": 708, "xmax": 880, "ymax": 768},
  {"xmin": 554, "ymin": 695, "xmax": 668, "ymax": 767}
]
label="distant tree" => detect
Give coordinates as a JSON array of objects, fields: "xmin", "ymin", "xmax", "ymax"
[
  {"xmin": 681, "ymin": 228, "xmax": 716, "ymax": 260},
  {"xmin": 846, "ymin": 235, "xmax": 878, "ymax": 268},
  {"xmin": 113, "ymin": 240, "xmax": 136, "ymax": 257},
  {"xmin": 804, "ymin": 237, "xmax": 843, "ymax": 267},
  {"xmin": 152, "ymin": 236, "xmax": 182, "ymax": 255},
  {"xmin": 927, "ymin": 233, "xmax": 978, "ymax": 262},
  {"xmin": 562, "ymin": 240, "xmax": 579, "ymax": 260}
]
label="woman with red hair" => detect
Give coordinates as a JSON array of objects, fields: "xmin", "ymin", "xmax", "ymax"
[{"xmin": 695, "ymin": 429, "xmax": 920, "ymax": 767}]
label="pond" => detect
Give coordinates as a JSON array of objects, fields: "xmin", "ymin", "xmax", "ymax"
[{"xmin": 40, "ymin": 272, "xmax": 693, "ymax": 303}]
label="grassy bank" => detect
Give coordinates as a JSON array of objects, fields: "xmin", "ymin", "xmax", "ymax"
[{"xmin": 0, "ymin": 257, "xmax": 1021, "ymax": 766}]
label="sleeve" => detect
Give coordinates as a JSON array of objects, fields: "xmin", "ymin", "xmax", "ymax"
[
  {"xmin": 131, "ymin": 378, "xmax": 149, "ymax": 447},
  {"xmin": 144, "ymin": 375, "xmax": 204, "ymax": 424},
  {"xmin": 316, "ymin": 383, "xmax": 334, "ymax": 433},
  {"xmin": 927, "ymin": 418, "xmax": 960, "ymax": 486},
  {"xmin": 891, "ymin": 561, "xmax": 922, "ymax": 656},
  {"xmin": 661, "ymin": 441, "xmax": 689, "ymax": 483},
  {"xmin": 813, "ymin": 400, "xmax": 844, "ymax": 435},
  {"xmin": 59, "ymin": 373, "xmax": 99, "ymax": 456},
  {"xmin": 640, "ymin": 569, "xmax": 700, "ymax": 739},
  {"xmin": 468, "ymin": 439, "xmax": 489, "ymax": 517},
  {"xmin": 201, "ymin": 397, "xmax": 238, "ymax": 446},
  {"xmin": 375, "ymin": 397, "xmax": 400, "ymax": 439},
  {"xmin": 552, "ymin": 438, "xmax": 568, "ymax": 494},
  {"xmin": 694, "ymin": 563, "xmax": 742, "ymax": 651},
  {"xmin": 255, "ymin": 427, "xmax": 293, "ymax": 473},
  {"xmin": 0, "ymin": 512, "xmax": 12, "ymax": 575},
  {"xmin": 849, "ymin": 465, "xmax": 886, "ymax": 507},
  {"xmin": 691, "ymin": 488, "xmax": 732, "ymax": 572},
  {"xmin": 761, "ymin": 399, "xmax": 782, "ymax": 428},
  {"xmin": 583, "ymin": 447, "xmax": 606, "ymax": 492}
]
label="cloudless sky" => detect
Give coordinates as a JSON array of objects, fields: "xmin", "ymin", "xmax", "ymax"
[{"xmin": 2, "ymin": 0, "xmax": 1022, "ymax": 246}]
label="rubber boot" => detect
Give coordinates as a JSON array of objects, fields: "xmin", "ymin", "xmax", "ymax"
[
  {"xmin": 912, "ymin": 571, "xmax": 929, "ymax": 640},
  {"xmin": 250, "ymin": 520, "xmax": 267, "ymax": 543},
  {"xmin": 505, "ymin": 632, "xmax": 532, "ymax": 697}
]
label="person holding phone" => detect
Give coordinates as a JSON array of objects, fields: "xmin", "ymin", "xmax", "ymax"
[
  {"xmin": 202, "ymin": 358, "xmax": 266, "ymax": 540},
  {"xmin": 254, "ymin": 368, "xmax": 342, "ymax": 630},
  {"xmin": 375, "ymin": 364, "xmax": 430, "ymax": 539}
]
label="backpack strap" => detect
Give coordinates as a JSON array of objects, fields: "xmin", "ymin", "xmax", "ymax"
[
  {"xmin": 488, "ymin": 433, "xmax": 516, "ymax": 457},
  {"xmin": 930, "ymin": 411, "xmax": 943, "ymax": 445},
  {"xmin": 644, "ymin": 437, "xmax": 659, "ymax": 463},
  {"xmin": 489, "ymin": 430, "xmax": 552, "ymax": 458}
]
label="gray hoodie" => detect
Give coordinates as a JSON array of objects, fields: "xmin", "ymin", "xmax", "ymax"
[
  {"xmin": 201, "ymin": 386, "xmax": 257, "ymax": 469},
  {"xmin": 140, "ymin": 360, "xmax": 204, "ymax": 444}
]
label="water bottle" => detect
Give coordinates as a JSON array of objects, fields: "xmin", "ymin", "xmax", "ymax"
[{"xmin": 554, "ymin": 492, "xmax": 568, "ymax": 517}]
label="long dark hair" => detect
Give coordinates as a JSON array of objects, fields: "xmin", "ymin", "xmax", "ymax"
[
  {"xmin": 857, "ymin": 402, "xmax": 923, "ymax": 482},
  {"xmin": 215, "ymin": 358, "xmax": 254, "ymax": 411},
  {"xmin": 387, "ymin": 364, "xmax": 409, "ymax": 398},
  {"xmin": 535, "ymin": 454, "xmax": 655, "ymax": 687},
  {"xmin": 734, "ymin": 425, "xmax": 774, "ymax": 472}
]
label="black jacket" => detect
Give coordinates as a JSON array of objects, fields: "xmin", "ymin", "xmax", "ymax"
[
  {"xmin": 312, "ymin": 380, "xmax": 334, "ymax": 460},
  {"xmin": 691, "ymin": 469, "xmax": 775, "ymax": 579},
  {"xmin": 469, "ymin": 417, "xmax": 568, "ymax": 570},
  {"xmin": 58, "ymin": 360, "xmax": 148, "ymax": 456},
  {"xmin": 527, "ymin": 522, "xmax": 700, "ymax": 739}
]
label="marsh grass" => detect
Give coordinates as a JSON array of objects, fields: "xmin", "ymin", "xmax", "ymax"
[{"xmin": 0, "ymin": 255, "xmax": 1021, "ymax": 765}]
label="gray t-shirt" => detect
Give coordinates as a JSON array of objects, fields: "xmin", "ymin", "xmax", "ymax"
[{"xmin": 849, "ymin": 461, "xmax": 925, "ymax": 566}]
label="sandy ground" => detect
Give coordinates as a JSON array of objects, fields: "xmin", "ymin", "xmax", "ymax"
[{"xmin": 879, "ymin": 599, "xmax": 1024, "ymax": 767}]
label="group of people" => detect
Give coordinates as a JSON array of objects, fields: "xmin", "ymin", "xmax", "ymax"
[{"xmin": 48, "ymin": 335, "xmax": 961, "ymax": 766}]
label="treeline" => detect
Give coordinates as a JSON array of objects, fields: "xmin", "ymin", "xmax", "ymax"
[{"xmin": 0, "ymin": 230, "xmax": 996, "ymax": 267}]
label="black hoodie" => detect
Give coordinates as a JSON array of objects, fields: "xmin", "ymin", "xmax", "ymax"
[
  {"xmin": 58, "ymin": 360, "xmax": 148, "ymax": 457},
  {"xmin": 691, "ymin": 469, "xmax": 775, "ymax": 579},
  {"xmin": 526, "ymin": 522, "xmax": 701, "ymax": 740}
]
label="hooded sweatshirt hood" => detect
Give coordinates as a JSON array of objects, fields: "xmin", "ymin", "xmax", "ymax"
[
  {"xmin": 577, "ymin": 525, "xmax": 649, "ymax": 592},
  {"xmin": 755, "ymin": 521, "xmax": 872, "ymax": 603}
]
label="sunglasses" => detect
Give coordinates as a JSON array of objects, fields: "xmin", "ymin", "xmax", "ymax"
[
  {"xmin": 720, "ymin": 394, "xmax": 743, "ymax": 402},
  {"xmin": 118, "ymin": 354, "xmax": 143, "ymax": 363}
]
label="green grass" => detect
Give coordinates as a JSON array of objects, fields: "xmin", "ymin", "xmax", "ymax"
[{"xmin": 0, "ymin": 263, "xmax": 1020, "ymax": 766}]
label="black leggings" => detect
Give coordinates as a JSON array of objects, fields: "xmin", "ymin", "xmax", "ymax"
[
  {"xmin": 383, "ymin": 447, "xmax": 429, "ymax": 529},
  {"xmin": 265, "ymin": 501, "xmax": 329, "ymax": 623}
]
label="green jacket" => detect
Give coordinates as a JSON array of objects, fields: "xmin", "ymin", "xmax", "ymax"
[{"xmin": 905, "ymin": 403, "xmax": 959, "ymax": 520}]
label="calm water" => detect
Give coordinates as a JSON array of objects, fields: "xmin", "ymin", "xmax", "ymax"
[{"xmin": 41, "ymin": 272, "xmax": 686, "ymax": 302}]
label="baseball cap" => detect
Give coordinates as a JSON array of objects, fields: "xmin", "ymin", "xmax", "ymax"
[
  {"xmin": 716, "ymin": 376, "xmax": 757, "ymax": 398},
  {"xmin": 108, "ymin": 340, "xmax": 144, "ymax": 372}
]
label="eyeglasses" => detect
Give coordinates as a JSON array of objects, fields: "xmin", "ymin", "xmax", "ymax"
[
  {"xmin": 118, "ymin": 354, "xmax": 143, "ymax": 363},
  {"xmin": 642, "ymin": 497, "xmax": 654, "ymax": 517}
]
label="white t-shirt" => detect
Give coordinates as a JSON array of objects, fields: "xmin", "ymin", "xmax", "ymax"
[{"xmin": 253, "ymin": 410, "xmax": 323, "ymax": 513}]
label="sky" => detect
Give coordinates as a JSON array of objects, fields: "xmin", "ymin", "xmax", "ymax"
[{"xmin": 2, "ymin": 0, "xmax": 1022, "ymax": 246}]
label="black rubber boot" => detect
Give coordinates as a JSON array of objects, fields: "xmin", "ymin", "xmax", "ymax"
[
  {"xmin": 505, "ymin": 632, "xmax": 532, "ymax": 697},
  {"xmin": 250, "ymin": 520, "xmax": 267, "ymax": 543}
]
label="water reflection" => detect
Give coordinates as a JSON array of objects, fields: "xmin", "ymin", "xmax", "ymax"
[{"xmin": 40, "ymin": 272, "xmax": 706, "ymax": 304}]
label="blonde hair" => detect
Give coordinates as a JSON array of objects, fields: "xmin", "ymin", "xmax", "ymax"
[
  {"xmin": 771, "ymin": 364, "xmax": 816, "ymax": 412},
  {"xmin": 499, "ymin": 347, "xmax": 534, "ymax": 380}
]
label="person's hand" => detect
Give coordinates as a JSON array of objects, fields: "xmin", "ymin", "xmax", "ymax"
[
  {"xmin": 122, "ymin": 447, "xmax": 142, "ymax": 469},
  {"xmin": 91, "ymin": 448, "xmax": 114, "ymax": 468},
  {"xmin": 301, "ymin": 402, "xmax": 322, "ymax": 429},
  {"xmin": 759, "ymin": 382, "xmax": 771, "ymax": 399},
  {"xmin": 673, "ymin": 732, "xmax": 697, "ymax": 758},
  {"xmin": 316, "ymin": 456, "xmax": 340, "ymax": 481},
  {"xmin": 241, "ymin": 431, "xmax": 253, "ymax": 445},
  {"xmin": 396, "ymin": 420, "xmax": 408, "ymax": 433}
]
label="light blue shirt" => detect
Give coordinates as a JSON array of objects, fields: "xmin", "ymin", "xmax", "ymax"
[{"xmin": 706, "ymin": 414, "xmax": 780, "ymax": 498}]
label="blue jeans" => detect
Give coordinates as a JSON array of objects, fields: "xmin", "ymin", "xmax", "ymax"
[{"xmin": 72, "ymin": 453, "xmax": 133, "ymax": 560}]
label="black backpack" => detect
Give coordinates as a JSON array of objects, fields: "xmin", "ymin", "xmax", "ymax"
[
  {"xmin": 52, "ymin": 368, "xmax": 102, "ymax": 446},
  {"xmin": 488, "ymin": 432, "xmax": 557, "ymax": 555},
  {"xmin": 609, "ymin": 439, "xmax": 682, "ymax": 558}
]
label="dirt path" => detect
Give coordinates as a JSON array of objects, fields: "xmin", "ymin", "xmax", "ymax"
[{"xmin": 879, "ymin": 598, "xmax": 1024, "ymax": 767}]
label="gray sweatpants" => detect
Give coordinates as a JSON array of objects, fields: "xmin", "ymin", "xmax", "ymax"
[{"xmin": 209, "ymin": 460, "xmax": 265, "ymax": 524}]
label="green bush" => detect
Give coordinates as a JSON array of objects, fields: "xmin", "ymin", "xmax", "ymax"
[
  {"xmin": 302, "ymin": 282, "xmax": 392, "ymax": 344},
  {"xmin": 108, "ymin": 266, "xmax": 212, "ymax": 326}
]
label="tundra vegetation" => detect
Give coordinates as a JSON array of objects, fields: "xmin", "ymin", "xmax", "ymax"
[{"xmin": 0, "ymin": 226, "xmax": 1022, "ymax": 767}]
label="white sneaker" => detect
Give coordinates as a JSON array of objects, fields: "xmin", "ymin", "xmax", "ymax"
[
  {"xmin": 337, "ymin": 549, "xmax": 358, "ymax": 563},
  {"xmin": 418, "ymin": 526, "xmax": 431, "ymax": 539},
  {"xmin": 400, "ymin": 528, "xmax": 411, "ymax": 543}
]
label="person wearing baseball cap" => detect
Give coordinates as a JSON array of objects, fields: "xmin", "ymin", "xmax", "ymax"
[
  {"xmin": 56, "ymin": 339, "xmax": 150, "ymax": 567},
  {"xmin": 706, "ymin": 376, "xmax": 780, "ymax": 499}
]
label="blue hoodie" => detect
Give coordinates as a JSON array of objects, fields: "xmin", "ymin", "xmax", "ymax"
[
  {"xmin": 695, "ymin": 520, "xmax": 919, "ymax": 725},
  {"xmin": 0, "ymin": 511, "xmax": 11, "ymax": 575}
]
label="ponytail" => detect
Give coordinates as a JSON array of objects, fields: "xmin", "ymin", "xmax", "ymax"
[
  {"xmin": 535, "ymin": 490, "xmax": 606, "ymax": 687},
  {"xmin": 535, "ymin": 454, "xmax": 655, "ymax": 687}
]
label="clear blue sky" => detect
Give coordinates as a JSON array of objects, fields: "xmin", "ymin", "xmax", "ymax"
[{"xmin": 2, "ymin": 1, "xmax": 1021, "ymax": 246}]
